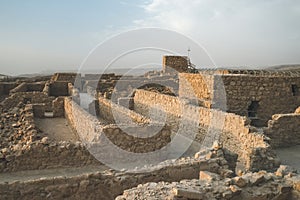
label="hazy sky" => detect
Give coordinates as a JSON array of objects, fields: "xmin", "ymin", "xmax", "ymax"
[{"xmin": 0, "ymin": 0, "xmax": 300, "ymax": 75}]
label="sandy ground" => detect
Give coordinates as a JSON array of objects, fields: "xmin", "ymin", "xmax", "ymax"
[
  {"xmin": 0, "ymin": 165, "xmax": 109, "ymax": 183},
  {"xmin": 276, "ymin": 145, "xmax": 300, "ymax": 172},
  {"xmin": 35, "ymin": 118, "xmax": 79, "ymax": 142}
]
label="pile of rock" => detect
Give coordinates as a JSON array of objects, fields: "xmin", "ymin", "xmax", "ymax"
[
  {"xmin": 116, "ymin": 166, "xmax": 300, "ymax": 200},
  {"xmin": 116, "ymin": 142, "xmax": 300, "ymax": 200},
  {"xmin": 0, "ymin": 103, "xmax": 41, "ymax": 151}
]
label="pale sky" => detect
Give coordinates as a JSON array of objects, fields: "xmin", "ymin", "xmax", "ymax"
[{"xmin": 0, "ymin": 0, "xmax": 300, "ymax": 75}]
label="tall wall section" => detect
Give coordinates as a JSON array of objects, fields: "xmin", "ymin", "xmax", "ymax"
[
  {"xmin": 163, "ymin": 56, "xmax": 189, "ymax": 73},
  {"xmin": 221, "ymin": 75, "xmax": 300, "ymax": 126},
  {"xmin": 179, "ymin": 73, "xmax": 300, "ymax": 127}
]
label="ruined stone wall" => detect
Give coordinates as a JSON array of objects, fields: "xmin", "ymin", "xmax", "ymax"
[
  {"xmin": 0, "ymin": 155, "xmax": 226, "ymax": 200},
  {"xmin": 27, "ymin": 82, "xmax": 45, "ymax": 92},
  {"xmin": 133, "ymin": 89, "xmax": 278, "ymax": 171},
  {"xmin": 9, "ymin": 82, "xmax": 27, "ymax": 93},
  {"xmin": 264, "ymin": 112, "xmax": 300, "ymax": 148},
  {"xmin": 0, "ymin": 104, "xmax": 100, "ymax": 172},
  {"xmin": 221, "ymin": 75, "xmax": 300, "ymax": 126},
  {"xmin": 98, "ymin": 96, "xmax": 151, "ymax": 124},
  {"xmin": 51, "ymin": 73, "xmax": 79, "ymax": 83},
  {"xmin": 68, "ymin": 83, "xmax": 80, "ymax": 104},
  {"xmin": 179, "ymin": 73, "xmax": 300, "ymax": 126},
  {"xmin": 163, "ymin": 56, "xmax": 189, "ymax": 73},
  {"xmin": 179, "ymin": 73, "xmax": 214, "ymax": 107},
  {"xmin": 0, "ymin": 92, "xmax": 54, "ymax": 111},
  {"xmin": 9, "ymin": 82, "xmax": 45, "ymax": 94},
  {"xmin": 52, "ymin": 97, "xmax": 65, "ymax": 117},
  {"xmin": 0, "ymin": 82, "xmax": 18, "ymax": 96},
  {"xmin": 2, "ymin": 140, "xmax": 100, "ymax": 172},
  {"xmin": 49, "ymin": 81, "xmax": 69, "ymax": 96},
  {"xmin": 64, "ymin": 97, "xmax": 103, "ymax": 143},
  {"xmin": 65, "ymin": 97, "xmax": 171, "ymax": 154},
  {"xmin": 32, "ymin": 103, "xmax": 46, "ymax": 118}
]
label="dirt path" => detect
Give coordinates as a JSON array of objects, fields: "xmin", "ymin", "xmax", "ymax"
[
  {"xmin": 35, "ymin": 118, "xmax": 79, "ymax": 142},
  {"xmin": 0, "ymin": 165, "xmax": 109, "ymax": 184},
  {"xmin": 276, "ymin": 145, "xmax": 300, "ymax": 171}
]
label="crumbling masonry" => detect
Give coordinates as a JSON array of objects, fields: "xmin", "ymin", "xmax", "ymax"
[{"xmin": 0, "ymin": 56, "xmax": 300, "ymax": 199}]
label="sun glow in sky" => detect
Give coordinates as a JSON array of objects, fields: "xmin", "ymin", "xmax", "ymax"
[{"xmin": 0, "ymin": 0, "xmax": 300, "ymax": 75}]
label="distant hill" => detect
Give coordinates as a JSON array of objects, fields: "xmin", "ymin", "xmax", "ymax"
[{"xmin": 265, "ymin": 64, "xmax": 300, "ymax": 71}]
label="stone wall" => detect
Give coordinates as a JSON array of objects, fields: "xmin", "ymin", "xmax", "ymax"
[
  {"xmin": 32, "ymin": 103, "xmax": 46, "ymax": 118},
  {"xmin": 264, "ymin": 112, "xmax": 300, "ymax": 148},
  {"xmin": 133, "ymin": 89, "xmax": 278, "ymax": 171},
  {"xmin": 163, "ymin": 56, "xmax": 189, "ymax": 73},
  {"xmin": 9, "ymin": 82, "xmax": 45, "ymax": 94},
  {"xmin": 27, "ymin": 82, "xmax": 45, "ymax": 92},
  {"xmin": 49, "ymin": 81, "xmax": 69, "ymax": 97},
  {"xmin": 179, "ymin": 73, "xmax": 214, "ymax": 107},
  {"xmin": 64, "ymin": 97, "xmax": 103, "ymax": 143},
  {"xmin": 53, "ymin": 97, "xmax": 65, "ymax": 117},
  {"xmin": 97, "ymin": 96, "xmax": 151, "ymax": 124},
  {"xmin": 51, "ymin": 73, "xmax": 79, "ymax": 83},
  {"xmin": 0, "ymin": 104, "xmax": 100, "ymax": 172},
  {"xmin": 0, "ymin": 82, "xmax": 18, "ymax": 96},
  {"xmin": 9, "ymin": 82, "xmax": 27, "ymax": 93},
  {"xmin": 0, "ymin": 92, "xmax": 54, "ymax": 111},
  {"xmin": 179, "ymin": 73, "xmax": 300, "ymax": 127},
  {"xmin": 64, "ymin": 98, "xmax": 171, "ymax": 154},
  {"xmin": 102, "ymin": 124, "xmax": 171, "ymax": 153},
  {"xmin": 0, "ymin": 153, "xmax": 228, "ymax": 200},
  {"xmin": 221, "ymin": 75, "xmax": 300, "ymax": 126},
  {"xmin": 68, "ymin": 83, "xmax": 80, "ymax": 104}
]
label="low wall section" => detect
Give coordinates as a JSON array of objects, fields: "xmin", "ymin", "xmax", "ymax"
[
  {"xmin": 9, "ymin": 82, "xmax": 45, "ymax": 94},
  {"xmin": 264, "ymin": 111, "xmax": 300, "ymax": 148},
  {"xmin": 0, "ymin": 104, "xmax": 101, "ymax": 173},
  {"xmin": 64, "ymin": 98, "xmax": 171, "ymax": 154},
  {"xmin": 0, "ymin": 155, "xmax": 227, "ymax": 200},
  {"xmin": 0, "ymin": 92, "xmax": 54, "ymax": 111},
  {"xmin": 98, "ymin": 96, "xmax": 151, "ymax": 124}
]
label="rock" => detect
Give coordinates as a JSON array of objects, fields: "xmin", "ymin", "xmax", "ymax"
[
  {"xmin": 289, "ymin": 176, "xmax": 300, "ymax": 191},
  {"xmin": 275, "ymin": 165, "xmax": 297, "ymax": 177},
  {"xmin": 230, "ymin": 185, "xmax": 242, "ymax": 194},
  {"xmin": 41, "ymin": 137, "xmax": 50, "ymax": 145},
  {"xmin": 212, "ymin": 140, "xmax": 222, "ymax": 150},
  {"xmin": 232, "ymin": 177, "xmax": 248, "ymax": 188},
  {"xmin": 12, "ymin": 123, "xmax": 21, "ymax": 128},
  {"xmin": 278, "ymin": 184, "xmax": 292, "ymax": 193},
  {"xmin": 199, "ymin": 171, "xmax": 221, "ymax": 182},
  {"xmin": 1, "ymin": 148, "xmax": 10, "ymax": 154},
  {"xmin": 249, "ymin": 173, "xmax": 265, "ymax": 186},
  {"xmin": 219, "ymin": 169, "xmax": 234, "ymax": 178},
  {"xmin": 172, "ymin": 187, "xmax": 204, "ymax": 199},
  {"xmin": 222, "ymin": 190, "xmax": 233, "ymax": 199}
]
